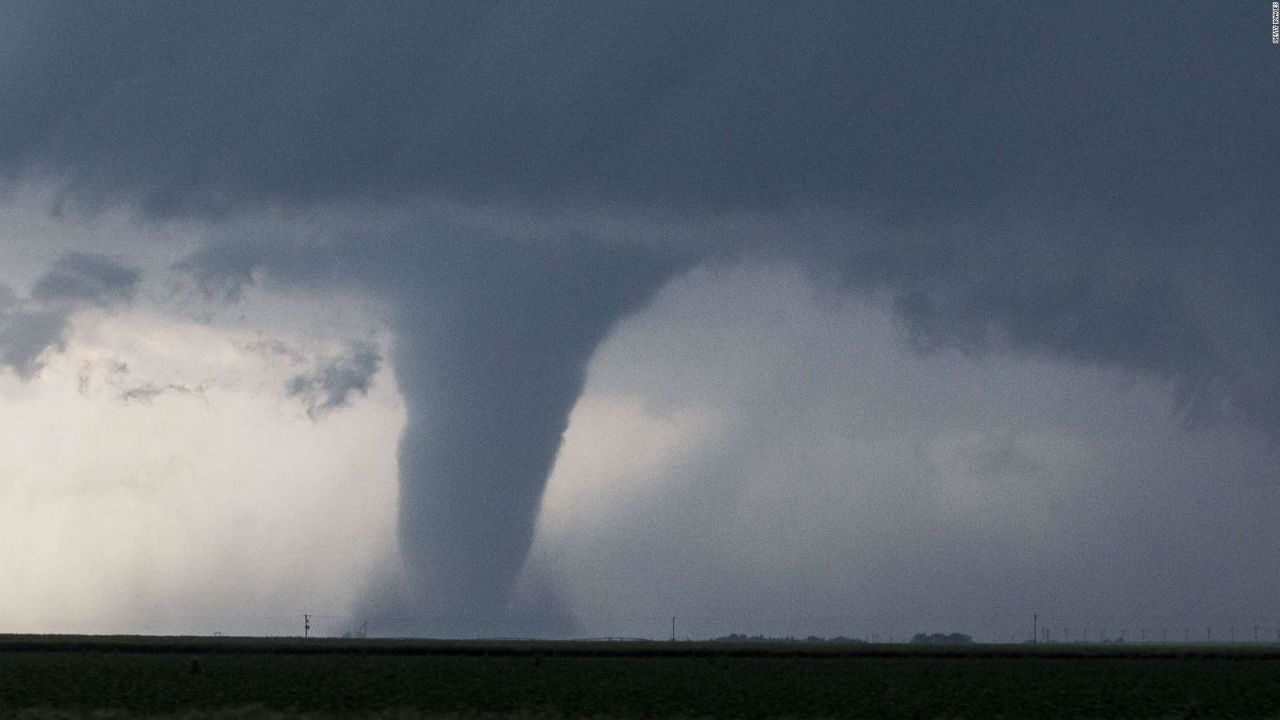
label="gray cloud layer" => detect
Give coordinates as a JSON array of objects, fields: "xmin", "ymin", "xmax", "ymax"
[
  {"xmin": 0, "ymin": 253, "xmax": 140, "ymax": 378},
  {"xmin": 4, "ymin": 4, "xmax": 1273, "ymax": 220},
  {"xmin": 1, "ymin": 2, "xmax": 1276, "ymax": 634},
  {"xmin": 31, "ymin": 252, "xmax": 141, "ymax": 306},
  {"xmin": 5, "ymin": 3, "xmax": 1275, "ymax": 424},
  {"xmin": 288, "ymin": 342, "xmax": 381, "ymax": 418}
]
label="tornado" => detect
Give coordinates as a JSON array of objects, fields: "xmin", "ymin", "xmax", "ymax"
[
  {"xmin": 2, "ymin": 0, "xmax": 1278, "ymax": 638},
  {"xmin": 381, "ymin": 238, "xmax": 675, "ymax": 636}
]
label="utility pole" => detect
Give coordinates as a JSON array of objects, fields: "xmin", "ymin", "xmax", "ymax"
[
  {"xmin": 304, "ymin": 614, "xmax": 311, "ymax": 638},
  {"xmin": 1033, "ymin": 614, "xmax": 1037, "ymax": 645},
  {"xmin": 671, "ymin": 616, "xmax": 676, "ymax": 642}
]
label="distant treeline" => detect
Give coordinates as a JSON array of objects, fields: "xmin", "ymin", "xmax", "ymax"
[
  {"xmin": 910, "ymin": 633, "xmax": 974, "ymax": 645},
  {"xmin": 712, "ymin": 634, "xmax": 866, "ymax": 643}
]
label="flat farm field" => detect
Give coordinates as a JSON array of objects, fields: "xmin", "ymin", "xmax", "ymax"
[{"xmin": 4, "ymin": 636, "xmax": 1280, "ymax": 718}]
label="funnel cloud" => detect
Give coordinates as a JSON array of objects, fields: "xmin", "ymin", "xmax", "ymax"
[{"xmin": 385, "ymin": 239, "xmax": 673, "ymax": 634}]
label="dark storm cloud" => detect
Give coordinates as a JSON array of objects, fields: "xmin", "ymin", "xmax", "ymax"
[
  {"xmin": 2, "ymin": 2, "xmax": 1276, "ymax": 632},
  {"xmin": 5, "ymin": 2, "xmax": 1274, "ymax": 396},
  {"xmin": 880, "ymin": 228, "xmax": 1235, "ymax": 423},
  {"xmin": 3, "ymin": 3, "xmax": 1272, "ymax": 220},
  {"xmin": 31, "ymin": 252, "xmax": 142, "ymax": 306},
  {"xmin": 288, "ymin": 342, "xmax": 381, "ymax": 418},
  {"xmin": 0, "ymin": 297, "xmax": 65, "ymax": 379},
  {"xmin": 0, "ymin": 254, "xmax": 141, "ymax": 378},
  {"xmin": 173, "ymin": 244, "xmax": 263, "ymax": 303}
]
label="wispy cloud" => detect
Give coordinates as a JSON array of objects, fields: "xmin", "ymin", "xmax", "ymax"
[{"xmin": 287, "ymin": 343, "xmax": 381, "ymax": 419}]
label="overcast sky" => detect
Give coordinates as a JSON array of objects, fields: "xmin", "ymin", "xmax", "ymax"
[{"xmin": 1, "ymin": 2, "xmax": 1278, "ymax": 641}]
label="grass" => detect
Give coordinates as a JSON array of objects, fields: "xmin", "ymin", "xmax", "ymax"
[{"xmin": 4, "ymin": 636, "xmax": 1280, "ymax": 718}]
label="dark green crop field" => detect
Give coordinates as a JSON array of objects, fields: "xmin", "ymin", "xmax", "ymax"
[{"xmin": 4, "ymin": 636, "xmax": 1280, "ymax": 719}]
